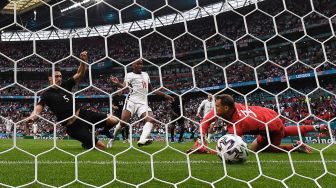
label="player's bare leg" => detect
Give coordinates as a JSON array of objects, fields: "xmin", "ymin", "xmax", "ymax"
[
  {"xmin": 106, "ymin": 116, "xmax": 119, "ymax": 127},
  {"xmin": 96, "ymin": 140, "xmax": 106, "ymax": 150},
  {"xmin": 138, "ymin": 111, "xmax": 155, "ymax": 147}
]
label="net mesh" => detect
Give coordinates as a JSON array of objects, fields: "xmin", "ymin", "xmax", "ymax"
[{"xmin": 0, "ymin": 0, "xmax": 335, "ymax": 187}]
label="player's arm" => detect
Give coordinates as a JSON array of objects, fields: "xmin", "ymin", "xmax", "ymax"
[
  {"xmin": 148, "ymin": 83, "xmax": 174, "ymax": 102},
  {"xmin": 73, "ymin": 51, "xmax": 88, "ymax": 84},
  {"xmin": 110, "ymin": 76, "xmax": 126, "ymax": 88},
  {"xmin": 112, "ymin": 104, "xmax": 119, "ymax": 110},
  {"xmin": 111, "ymin": 96, "xmax": 119, "ymax": 110},
  {"xmin": 28, "ymin": 93, "xmax": 48, "ymax": 123},
  {"xmin": 170, "ymin": 100, "xmax": 179, "ymax": 117},
  {"xmin": 197, "ymin": 100, "xmax": 206, "ymax": 117},
  {"xmin": 28, "ymin": 104, "xmax": 44, "ymax": 123}
]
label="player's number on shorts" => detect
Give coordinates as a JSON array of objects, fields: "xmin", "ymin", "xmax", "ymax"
[{"xmin": 240, "ymin": 109, "xmax": 257, "ymax": 117}]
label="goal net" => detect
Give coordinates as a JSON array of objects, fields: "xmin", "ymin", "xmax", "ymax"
[{"xmin": 0, "ymin": 0, "xmax": 335, "ymax": 187}]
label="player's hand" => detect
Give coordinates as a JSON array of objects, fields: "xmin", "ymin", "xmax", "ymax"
[
  {"xmin": 80, "ymin": 51, "xmax": 88, "ymax": 62},
  {"xmin": 165, "ymin": 95, "xmax": 174, "ymax": 102},
  {"xmin": 112, "ymin": 106, "xmax": 119, "ymax": 110},
  {"xmin": 110, "ymin": 76, "xmax": 119, "ymax": 84}
]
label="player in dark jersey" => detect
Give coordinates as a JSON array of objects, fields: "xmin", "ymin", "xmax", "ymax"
[
  {"xmin": 102, "ymin": 88, "xmax": 127, "ymax": 147},
  {"xmin": 27, "ymin": 51, "xmax": 119, "ymax": 150},
  {"xmin": 187, "ymin": 94, "xmax": 328, "ymax": 154},
  {"xmin": 108, "ymin": 88, "xmax": 128, "ymax": 146},
  {"xmin": 170, "ymin": 96, "xmax": 185, "ymax": 143}
]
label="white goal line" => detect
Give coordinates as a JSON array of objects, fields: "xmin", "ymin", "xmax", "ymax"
[{"xmin": 0, "ymin": 160, "xmax": 334, "ymax": 165}]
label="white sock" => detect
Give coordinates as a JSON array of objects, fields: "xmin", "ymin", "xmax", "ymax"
[
  {"xmin": 113, "ymin": 122, "xmax": 122, "ymax": 138},
  {"xmin": 207, "ymin": 134, "xmax": 212, "ymax": 141},
  {"xmin": 139, "ymin": 122, "xmax": 153, "ymax": 142}
]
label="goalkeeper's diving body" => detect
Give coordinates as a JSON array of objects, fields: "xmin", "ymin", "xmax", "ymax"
[{"xmin": 187, "ymin": 94, "xmax": 328, "ymax": 154}]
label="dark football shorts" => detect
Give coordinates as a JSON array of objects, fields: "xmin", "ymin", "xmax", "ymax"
[
  {"xmin": 113, "ymin": 109, "xmax": 122, "ymax": 119},
  {"xmin": 66, "ymin": 109, "xmax": 108, "ymax": 149}
]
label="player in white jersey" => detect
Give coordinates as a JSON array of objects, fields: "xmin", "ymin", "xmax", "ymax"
[
  {"xmin": 110, "ymin": 60, "xmax": 174, "ymax": 147},
  {"xmin": 196, "ymin": 94, "xmax": 215, "ymax": 142},
  {"xmin": 32, "ymin": 123, "xmax": 38, "ymax": 139},
  {"xmin": 5, "ymin": 119, "xmax": 13, "ymax": 138},
  {"xmin": 197, "ymin": 94, "xmax": 214, "ymax": 118}
]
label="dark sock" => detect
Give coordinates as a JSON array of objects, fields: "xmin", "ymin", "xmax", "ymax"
[
  {"xmin": 124, "ymin": 126, "xmax": 129, "ymax": 140},
  {"xmin": 101, "ymin": 127, "xmax": 112, "ymax": 138},
  {"xmin": 170, "ymin": 125, "xmax": 175, "ymax": 142},
  {"xmin": 179, "ymin": 126, "xmax": 185, "ymax": 142}
]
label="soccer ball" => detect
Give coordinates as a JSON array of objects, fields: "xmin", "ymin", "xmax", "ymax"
[{"xmin": 216, "ymin": 134, "xmax": 248, "ymax": 163}]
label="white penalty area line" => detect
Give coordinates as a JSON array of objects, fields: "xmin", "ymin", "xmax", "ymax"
[{"xmin": 0, "ymin": 160, "xmax": 335, "ymax": 165}]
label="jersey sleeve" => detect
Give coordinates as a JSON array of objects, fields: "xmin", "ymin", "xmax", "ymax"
[
  {"xmin": 62, "ymin": 77, "xmax": 76, "ymax": 91},
  {"xmin": 146, "ymin": 73, "xmax": 151, "ymax": 84},
  {"xmin": 197, "ymin": 100, "xmax": 206, "ymax": 114},
  {"xmin": 37, "ymin": 92, "xmax": 46, "ymax": 106},
  {"xmin": 124, "ymin": 73, "xmax": 131, "ymax": 86},
  {"xmin": 200, "ymin": 109, "xmax": 217, "ymax": 135}
]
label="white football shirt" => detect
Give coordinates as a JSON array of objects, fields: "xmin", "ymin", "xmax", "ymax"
[
  {"xmin": 5, "ymin": 119, "xmax": 12, "ymax": 133},
  {"xmin": 197, "ymin": 99, "xmax": 215, "ymax": 118},
  {"xmin": 33, "ymin": 123, "xmax": 38, "ymax": 134},
  {"xmin": 124, "ymin": 72, "xmax": 150, "ymax": 105}
]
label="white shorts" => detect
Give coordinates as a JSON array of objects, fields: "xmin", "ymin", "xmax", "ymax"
[{"xmin": 124, "ymin": 100, "xmax": 152, "ymax": 118}]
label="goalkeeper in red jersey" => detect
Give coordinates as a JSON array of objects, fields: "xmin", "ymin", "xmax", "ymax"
[{"xmin": 187, "ymin": 94, "xmax": 329, "ymax": 154}]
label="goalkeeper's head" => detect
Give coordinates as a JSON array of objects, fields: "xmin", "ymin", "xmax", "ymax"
[
  {"xmin": 48, "ymin": 67, "xmax": 62, "ymax": 86},
  {"xmin": 214, "ymin": 94, "xmax": 235, "ymax": 119}
]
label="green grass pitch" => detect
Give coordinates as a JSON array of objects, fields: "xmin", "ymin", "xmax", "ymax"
[{"xmin": 0, "ymin": 139, "xmax": 335, "ymax": 188}]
